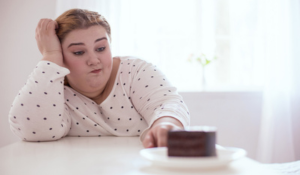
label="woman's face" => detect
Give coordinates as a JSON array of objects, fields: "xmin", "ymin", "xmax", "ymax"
[{"xmin": 62, "ymin": 25, "xmax": 112, "ymax": 98}]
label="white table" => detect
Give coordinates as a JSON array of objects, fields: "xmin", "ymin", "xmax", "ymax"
[{"xmin": 0, "ymin": 137, "xmax": 283, "ymax": 175}]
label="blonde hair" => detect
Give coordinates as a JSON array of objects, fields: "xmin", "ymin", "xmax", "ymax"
[
  {"xmin": 55, "ymin": 8, "xmax": 111, "ymax": 43},
  {"xmin": 55, "ymin": 8, "xmax": 111, "ymax": 86}
]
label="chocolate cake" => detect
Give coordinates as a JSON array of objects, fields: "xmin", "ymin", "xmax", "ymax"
[{"xmin": 167, "ymin": 126, "xmax": 217, "ymax": 157}]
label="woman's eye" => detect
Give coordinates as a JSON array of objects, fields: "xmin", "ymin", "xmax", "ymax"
[
  {"xmin": 96, "ymin": 47, "xmax": 105, "ymax": 52},
  {"xmin": 73, "ymin": 51, "xmax": 84, "ymax": 55}
]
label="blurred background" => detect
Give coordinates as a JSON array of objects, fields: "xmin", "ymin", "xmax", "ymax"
[{"xmin": 0, "ymin": 0, "xmax": 299, "ymax": 163}]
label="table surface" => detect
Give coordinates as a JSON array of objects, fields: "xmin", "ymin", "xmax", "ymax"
[{"xmin": 0, "ymin": 137, "xmax": 283, "ymax": 175}]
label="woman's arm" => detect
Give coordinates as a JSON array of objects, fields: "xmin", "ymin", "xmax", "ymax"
[
  {"xmin": 8, "ymin": 61, "xmax": 71, "ymax": 141},
  {"xmin": 8, "ymin": 19, "xmax": 71, "ymax": 141},
  {"xmin": 128, "ymin": 58, "xmax": 190, "ymax": 147}
]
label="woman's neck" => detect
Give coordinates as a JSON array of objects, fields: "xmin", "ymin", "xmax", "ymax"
[{"xmin": 90, "ymin": 57, "xmax": 120, "ymax": 104}]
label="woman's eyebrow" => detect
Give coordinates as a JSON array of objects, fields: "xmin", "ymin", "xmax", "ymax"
[
  {"xmin": 68, "ymin": 37, "xmax": 107, "ymax": 48},
  {"xmin": 95, "ymin": 37, "xmax": 107, "ymax": 43}
]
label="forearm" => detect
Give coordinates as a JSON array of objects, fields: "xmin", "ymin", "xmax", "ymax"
[
  {"xmin": 9, "ymin": 61, "xmax": 71, "ymax": 141},
  {"xmin": 151, "ymin": 116, "xmax": 184, "ymax": 129}
]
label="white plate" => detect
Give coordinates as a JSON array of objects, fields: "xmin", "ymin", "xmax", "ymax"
[{"xmin": 139, "ymin": 145, "xmax": 247, "ymax": 169}]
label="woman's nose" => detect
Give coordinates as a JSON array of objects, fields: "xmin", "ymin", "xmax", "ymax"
[{"xmin": 87, "ymin": 52, "xmax": 100, "ymax": 66}]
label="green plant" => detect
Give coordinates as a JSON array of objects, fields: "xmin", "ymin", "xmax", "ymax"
[
  {"xmin": 187, "ymin": 53, "xmax": 218, "ymax": 68},
  {"xmin": 187, "ymin": 53, "xmax": 218, "ymax": 90}
]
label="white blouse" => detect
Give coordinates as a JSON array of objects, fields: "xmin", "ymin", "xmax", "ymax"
[{"xmin": 9, "ymin": 57, "xmax": 190, "ymax": 142}]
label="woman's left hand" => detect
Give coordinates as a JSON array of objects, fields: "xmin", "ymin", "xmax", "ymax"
[{"xmin": 142, "ymin": 117, "xmax": 184, "ymax": 148}]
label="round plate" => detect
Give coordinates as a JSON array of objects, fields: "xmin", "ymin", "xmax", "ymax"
[{"xmin": 139, "ymin": 145, "xmax": 247, "ymax": 169}]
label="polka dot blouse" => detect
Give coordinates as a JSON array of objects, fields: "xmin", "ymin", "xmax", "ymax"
[{"xmin": 8, "ymin": 56, "xmax": 190, "ymax": 142}]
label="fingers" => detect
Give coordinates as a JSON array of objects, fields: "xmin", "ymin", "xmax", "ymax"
[
  {"xmin": 43, "ymin": 19, "xmax": 54, "ymax": 32},
  {"xmin": 41, "ymin": 19, "xmax": 47, "ymax": 31},
  {"xmin": 142, "ymin": 131, "xmax": 156, "ymax": 148},
  {"xmin": 36, "ymin": 19, "xmax": 48, "ymax": 40},
  {"xmin": 36, "ymin": 18, "xmax": 55, "ymax": 34},
  {"xmin": 46, "ymin": 20, "xmax": 57, "ymax": 33},
  {"xmin": 37, "ymin": 18, "xmax": 43, "ymax": 30},
  {"xmin": 156, "ymin": 125, "xmax": 169, "ymax": 147},
  {"xmin": 36, "ymin": 19, "xmax": 43, "ymax": 39},
  {"xmin": 35, "ymin": 18, "xmax": 63, "ymax": 60},
  {"xmin": 143, "ymin": 122, "xmax": 183, "ymax": 148},
  {"xmin": 142, "ymin": 124, "xmax": 171, "ymax": 148}
]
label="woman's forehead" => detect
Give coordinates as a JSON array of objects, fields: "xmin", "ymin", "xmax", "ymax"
[{"xmin": 63, "ymin": 25, "xmax": 109, "ymax": 46}]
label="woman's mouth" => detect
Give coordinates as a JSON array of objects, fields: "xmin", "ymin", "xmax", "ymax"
[{"xmin": 91, "ymin": 69, "xmax": 101, "ymax": 73}]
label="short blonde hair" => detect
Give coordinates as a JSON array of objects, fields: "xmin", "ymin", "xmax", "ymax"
[
  {"xmin": 55, "ymin": 8, "xmax": 111, "ymax": 43},
  {"xmin": 55, "ymin": 8, "xmax": 111, "ymax": 86}
]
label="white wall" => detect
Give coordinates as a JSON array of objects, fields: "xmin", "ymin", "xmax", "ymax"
[
  {"xmin": 0, "ymin": 0, "xmax": 264, "ymax": 161},
  {"xmin": 181, "ymin": 91, "xmax": 262, "ymax": 160},
  {"xmin": 0, "ymin": 0, "xmax": 57, "ymax": 147}
]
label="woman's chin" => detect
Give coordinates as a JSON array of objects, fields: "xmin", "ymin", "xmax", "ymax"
[{"xmin": 87, "ymin": 80, "xmax": 105, "ymax": 89}]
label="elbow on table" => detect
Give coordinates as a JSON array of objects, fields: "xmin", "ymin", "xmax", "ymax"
[{"xmin": 10, "ymin": 125, "xmax": 67, "ymax": 142}]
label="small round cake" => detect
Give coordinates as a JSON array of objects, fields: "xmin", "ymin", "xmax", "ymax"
[{"xmin": 167, "ymin": 126, "xmax": 217, "ymax": 157}]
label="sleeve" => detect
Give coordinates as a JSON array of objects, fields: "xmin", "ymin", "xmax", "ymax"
[
  {"xmin": 129, "ymin": 59, "xmax": 190, "ymax": 140},
  {"xmin": 8, "ymin": 61, "xmax": 72, "ymax": 142}
]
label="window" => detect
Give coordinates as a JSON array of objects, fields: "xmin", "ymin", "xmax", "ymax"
[{"xmin": 56, "ymin": 0, "xmax": 264, "ymax": 91}]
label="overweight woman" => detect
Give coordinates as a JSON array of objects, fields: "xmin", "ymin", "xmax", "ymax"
[{"xmin": 9, "ymin": 8, "xmax": 190, "ymax": 148}]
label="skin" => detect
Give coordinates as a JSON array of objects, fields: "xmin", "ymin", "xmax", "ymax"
[
  {"xmin": 61, "ymin": 25, "xmax": 116, "ymax": 103},
  {"xmin": 35, "ymin": 18, "xmax": 184, "ymax": 148}
]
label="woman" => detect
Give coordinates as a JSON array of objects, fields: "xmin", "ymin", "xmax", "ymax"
[{"xmin": 8, "ymin": 9, "xmax": 190, "ymax": 148}]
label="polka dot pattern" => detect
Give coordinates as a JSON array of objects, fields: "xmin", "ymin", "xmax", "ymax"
[
  {"xmin": 9, "ymin": 61, "xmax": 71, "ymax": 141},
  {"xmin": 8, "ymin": 57, "xmax": 190, "ymax": 142}
]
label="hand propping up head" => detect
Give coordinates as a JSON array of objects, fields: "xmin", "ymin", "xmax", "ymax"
[{"xmin": 35, "ymin": 18, "xmax": 64, "ymax": 67}]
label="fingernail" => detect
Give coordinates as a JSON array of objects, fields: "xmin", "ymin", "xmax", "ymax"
[{"xmin": 148, "ymin": 142, "xmax": 153, "ymax": 148}]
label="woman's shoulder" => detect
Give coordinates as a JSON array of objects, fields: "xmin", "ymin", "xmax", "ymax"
[
  {"xmin": 117, "ymin": 56, "xmax": 154, "ymax": 67},
  {"xmin": 118, "ymin": 56, "xmax": 141, "ymax": 62}
]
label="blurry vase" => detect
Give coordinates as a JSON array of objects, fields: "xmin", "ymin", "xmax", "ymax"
[{"xmin": 202, "ymin": 67, "xmax": 206, "ymax": 91}]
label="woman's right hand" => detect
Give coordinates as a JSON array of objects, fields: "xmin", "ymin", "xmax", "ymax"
[{"xmin": 35, "ymin": 18, "xmax": 64, "ymax": 67}]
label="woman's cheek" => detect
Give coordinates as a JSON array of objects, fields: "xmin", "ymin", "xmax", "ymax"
[
  {"xmin": 68, "ymin": 59, "xmax": 86, "ymax": 75},
  {"xmin": 103, "ymin": 51, "xmax": 113, "ymax": 68}
]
